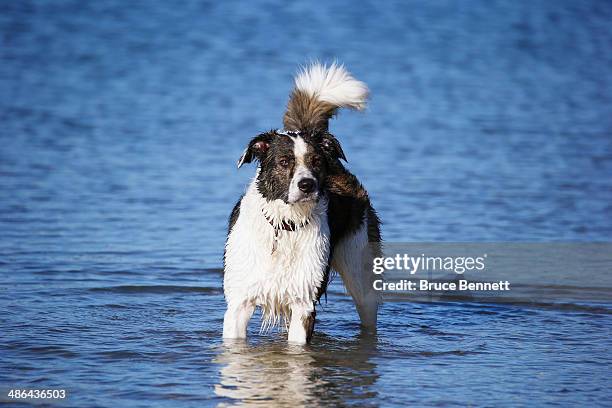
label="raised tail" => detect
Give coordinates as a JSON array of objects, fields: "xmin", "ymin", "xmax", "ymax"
[{"xmin": 283, "ymin": 62, "xmax": 369, "ymax": 133}]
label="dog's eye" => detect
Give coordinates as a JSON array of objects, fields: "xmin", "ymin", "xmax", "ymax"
[{"xmin": 279, "ymin": 158, "xmax": 290, "ymax": 168}]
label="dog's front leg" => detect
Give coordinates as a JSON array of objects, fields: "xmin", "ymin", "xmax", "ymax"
[
  {"xmin": 223, "ymin": 301, "xmax": 255, "ymax": 339},
  {"xmin": 287, "ymin": 303, "xmax": 316, "ymax": 344}
]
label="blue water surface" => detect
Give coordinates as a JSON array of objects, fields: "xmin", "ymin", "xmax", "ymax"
[{"xmin": 1, "ymin": 1, "xmax": 611, "ymax": 407}]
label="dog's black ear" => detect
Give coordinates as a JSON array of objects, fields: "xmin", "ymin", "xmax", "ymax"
[
  {"xmin": 237, "ymin": 132, "xmax": 274, "ymax": 168},
  {"xmin": 320, "ymin": 133, "xmax": 347, "ymax": 162}
]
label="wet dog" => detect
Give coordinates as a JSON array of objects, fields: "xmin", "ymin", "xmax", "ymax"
[{"xmin": 223, "ymin": 63, "xmax": 381, "ymax": 344}]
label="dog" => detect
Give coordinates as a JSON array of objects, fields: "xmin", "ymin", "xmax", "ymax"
[{"xmin": 223, "ymin": 62, "xmax": 381, "ymax": 344}]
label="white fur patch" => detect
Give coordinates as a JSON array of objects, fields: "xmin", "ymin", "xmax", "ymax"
[
  {"xmin": 292, "ymin": 136, "xmax": 308, "ymax": 165},
  {"xmin": 331, "ymin": 214, "xmax": 380, "ymax": 329},
  {"xmin": 288, "ymin": 165, "xmax": 315, "ymax": 203},
  {"xmin": 295, "ymin": 62, "xmax": 369, "ymax": 110},
  {"xmin": 223, "ymin": 177, "xmax": 330, "ymax": 338},
  {"xmin": 287, "ymin": 136, "xmax": 316, "ymax": 204}
]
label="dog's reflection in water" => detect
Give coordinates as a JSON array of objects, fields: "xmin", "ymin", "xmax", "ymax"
[{"xmin": 214, "ymin": 333, "xmax": 379, "ymax": 407}]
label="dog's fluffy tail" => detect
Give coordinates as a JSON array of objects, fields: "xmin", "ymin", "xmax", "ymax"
[{"xmin": 283, "ymin": 62, "xmax": 369, "ymax": 133}]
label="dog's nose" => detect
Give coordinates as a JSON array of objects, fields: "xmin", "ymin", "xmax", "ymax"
[{"xmin": 297, "ymin": 178, "xmax": 316, "ymax": 193}]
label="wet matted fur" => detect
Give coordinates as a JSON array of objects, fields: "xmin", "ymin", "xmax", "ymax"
[{"xmin": 223, "ymin": 62, "xmax": 381, "ymax": 344}]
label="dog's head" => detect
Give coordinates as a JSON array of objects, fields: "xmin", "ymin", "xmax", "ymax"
[
  {"xmin": 237, "ymin": 130, "xmax": 346, "ymax": 204},
  {"xmin": 235, "ymin": 63, "xmax": 367, "ymax": 205}
]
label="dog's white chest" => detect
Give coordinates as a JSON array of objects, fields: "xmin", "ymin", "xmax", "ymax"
[{"xmin": 223, "ymin": 183, "xmax": 330, "ymax": 314}]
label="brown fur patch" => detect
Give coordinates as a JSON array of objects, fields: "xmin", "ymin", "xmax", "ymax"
[
  {"xmin": 283, "ymin": 90, "xmax": 337, "ymax": 133},
  {"xmin": 326, "ymin": 170, "xmax": 380, "ymax": 249},
  {"xmin": 304, "ymin": 310, "xmax": 316, "ymax": 343},
  {"xmin": 315, "ymin": 165, "xmax": 382, "ymax": 301}
]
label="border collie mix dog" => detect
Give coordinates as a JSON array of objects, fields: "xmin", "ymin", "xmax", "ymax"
[{"xmin": 223, "ymin": 63, "xmax": 381, "ymax": 344}]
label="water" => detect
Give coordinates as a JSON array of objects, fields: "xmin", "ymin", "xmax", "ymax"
[{"xmin": 1, "ymin": 0, "xmax": 611, "ymax": 406}]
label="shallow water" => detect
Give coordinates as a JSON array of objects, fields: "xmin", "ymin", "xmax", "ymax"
[{"xmin": 1, "ymin": 0, "xmax": 612, "ymax": 407}]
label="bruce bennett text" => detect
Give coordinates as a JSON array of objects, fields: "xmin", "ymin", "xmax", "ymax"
[{"xmin": 374, "ymin": 279, "xmax": 511, "ymax": 292}]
